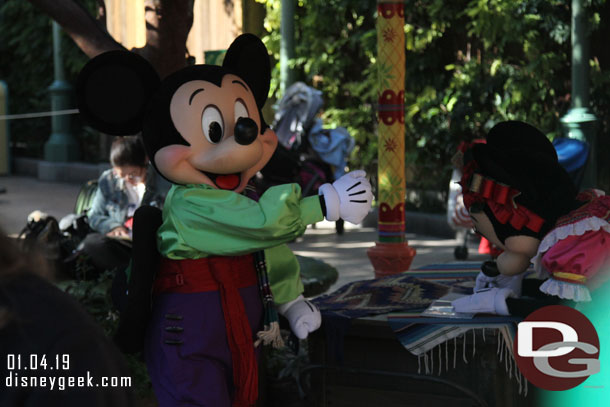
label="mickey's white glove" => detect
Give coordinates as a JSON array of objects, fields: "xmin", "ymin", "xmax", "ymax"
[
  {"xmin": 277, "ymin": 295, "xmax": 321, "ymax": 340},
  {"xmin": 318, "ymin": 170, "xmax": 373, "ymax": 224},
  {"xmin": 453, "ymin": 287, "xmax": 516, "ymax": 316}
]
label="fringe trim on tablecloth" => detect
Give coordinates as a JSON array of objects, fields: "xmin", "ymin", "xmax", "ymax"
[{"xmin": 416, "ymin": 327, "xmax": 528, "ymax": 396}]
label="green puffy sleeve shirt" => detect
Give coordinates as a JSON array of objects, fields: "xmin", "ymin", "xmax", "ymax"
[
  {"xmin": 263, "ymin": 244, "xmax": 303, "ymax": 305},
  {"xmin": 157, "ymin": 183, "xmax": 323, "ymax": 259}
]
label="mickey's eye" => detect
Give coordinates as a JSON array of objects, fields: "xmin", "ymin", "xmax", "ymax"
[
  {"xmin": 201, "ymin": 105, "xmax": 224, "ymax": 144},
  {"xmin": 234, "ymin": 99, "xmax": 249, "ymax": 122}
]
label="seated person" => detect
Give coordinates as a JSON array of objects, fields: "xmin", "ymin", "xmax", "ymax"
[
  {"xmin": 88, "ymin": 136, "xmax": 165, "ymax": 238},
  {"xmin": 80, "ymin": 136, "xmax": 167, "ymax": 308}
]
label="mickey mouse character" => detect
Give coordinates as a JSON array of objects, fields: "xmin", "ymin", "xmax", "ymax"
[
  {"xmin": 76, "ymin": 34, "xmax": 372, "ymax": 407},
  {"xmin": 451, "ymin": 121, "xmax": 610, "ymax": 315}
]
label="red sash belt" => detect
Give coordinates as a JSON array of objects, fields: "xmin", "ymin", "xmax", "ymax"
[
  {"xmin": 154, "ymin": 254, "xmax": 258, "ymax": 407},
  {"xmin": 153, "ymin": 254, "xmax": 257, "ymax": 293}
]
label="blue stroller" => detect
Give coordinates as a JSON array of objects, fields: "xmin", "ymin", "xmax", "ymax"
[
  {"xmin": 553, "ymin": 137, "xmax": 589, "ymax": 188},
  {"xmin": 257, "ymin": 82, "xmax": 355, "ymax": 234}
]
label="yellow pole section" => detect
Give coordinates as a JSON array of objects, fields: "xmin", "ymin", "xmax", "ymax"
[
  {"xmin": 368, "ymin": 1, "xmax": 416, "ymax": 277},
  {"xmin": 376, "ymin": 0, "xmax": 406, "ymax": 243}
]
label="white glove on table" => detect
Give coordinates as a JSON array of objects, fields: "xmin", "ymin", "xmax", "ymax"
[
  {"xmin": 318, "ymin": 170, "xmax": 373, "ymax": 224},
  {"xmin": 277, "ymin": 295, "xmax": 321, "ymax": 340},
  {"xmin": 452, "ymin": 287, "xmax": 516, "ymax": 316},
  {"xmin": 474, "ymin": 271, "xmax": 524, "ymax": 297}
]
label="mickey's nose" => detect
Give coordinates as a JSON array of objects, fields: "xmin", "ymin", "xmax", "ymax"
[{"xmin": 234, "ymin": 117, "xmax": 258, "ymax": 146}]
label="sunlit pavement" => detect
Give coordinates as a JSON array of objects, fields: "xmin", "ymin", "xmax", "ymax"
[{"xmin": 288, "ymin": 222, "xmax": 486, "ymax": 293}]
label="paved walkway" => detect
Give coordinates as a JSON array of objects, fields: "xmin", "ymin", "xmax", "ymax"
[{"xmin": 0, "ymin": 175, "xmax": 486, "ymax": 293}]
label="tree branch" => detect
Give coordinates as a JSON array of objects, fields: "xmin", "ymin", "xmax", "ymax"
[
  {"xmin": 27, "ymin": 0, "xmax": 195, "ymax": 78},
  {"xmin": 26, "ymin": 0, "xmax": 124, "ymax": 58}
]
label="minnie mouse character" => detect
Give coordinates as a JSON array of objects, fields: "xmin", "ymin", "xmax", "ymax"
[
  {"xmin": 76, "ymin": 34, "xmax": 372, "ymax": 407},
  {"xmin": 452, "ymin": 121, "xmax": 610, "ymax": 315}
]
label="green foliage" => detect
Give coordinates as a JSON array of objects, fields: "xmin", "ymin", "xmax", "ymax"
[
  {"xmin": 266, "ymin": 336, "xmax": 309, "ymax": 382},
  {"xmin": 0, "ymin": 0, "xmax": 97, "ymax": 160},
  {"xmin": 4, "ymin": 0, "xmax": 610, "ymax": 192},
  {"xmin": 56, "ymin": 270, "xmax": 119, "ymax": 335},
  {"xmin": 56, "ymin": 270, "xmax": 153, "ymax": 397},
  {"xmin": 260, "ymin": 0, "xmax": 379, "ymax": 183},
  {"xmin": 259, "ymin": 0, "xmax": 610, "ymax": 204}
]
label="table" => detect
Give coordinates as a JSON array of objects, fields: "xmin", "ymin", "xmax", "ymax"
[
  {"xmin": 303, "ymin": 264, "xmax": 540, "ymax": 407},
  {"xmin": 304, "ymin": 315, "xmax": 537, "ymax": 407}
]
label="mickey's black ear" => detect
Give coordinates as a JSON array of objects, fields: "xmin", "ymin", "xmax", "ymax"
[
  {"xmin": 222, "ymin": 34, "xmax": 271, "ymax": 108},
  {"xmin": 77, "ymin": 50, "xmax": 160, "ymax": 135}
]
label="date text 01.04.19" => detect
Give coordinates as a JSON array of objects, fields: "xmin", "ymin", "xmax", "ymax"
[{"xmin": 6, "ymin": 354, "xmax": 70, "ymax": 371}]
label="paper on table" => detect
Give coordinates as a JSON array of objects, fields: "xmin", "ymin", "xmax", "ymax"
[{"xmin": 421, "ymin": 292, "xmax": 475, "ymax": 319}]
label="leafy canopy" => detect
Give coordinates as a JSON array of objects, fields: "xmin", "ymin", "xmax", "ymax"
[{"xmin": 259, "ymin": 0, "xmax": 610, "ymax": 203}]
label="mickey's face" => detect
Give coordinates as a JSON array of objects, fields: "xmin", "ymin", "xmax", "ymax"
[
  {"xmin": 76, "ymin": 34, "xmax": 275, "ymax": 192},
  {"xmin": 154, "ymin": 74, "xmax": 277, "ymax": 192}
]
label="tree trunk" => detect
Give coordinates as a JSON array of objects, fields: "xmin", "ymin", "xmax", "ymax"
[
  {"xmin": 133, "ymin": 0, "xmax": 194, "ymax": 77},
  {"xmin": 26, "ymin": 0, "xmax": 195, "ymax": 78}
]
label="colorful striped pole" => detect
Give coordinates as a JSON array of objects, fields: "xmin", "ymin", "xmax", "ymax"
[{"xmin": 367, "ymin": 0, "xmax": 416, "ymax": 277}]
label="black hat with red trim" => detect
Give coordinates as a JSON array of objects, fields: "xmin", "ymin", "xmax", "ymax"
[{"xmin": 462, "ymin": 121, "xmax": 577, "ymax": 242}]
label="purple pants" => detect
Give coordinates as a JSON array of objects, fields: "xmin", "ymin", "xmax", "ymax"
[{"xmin": 145, "ymin": 285, "xmax": 263, "ymax": 407}]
